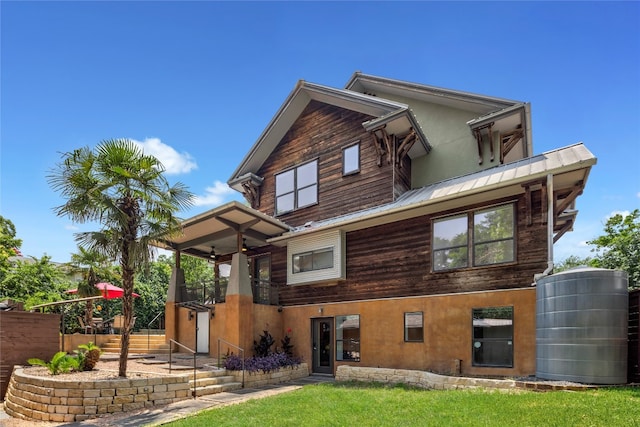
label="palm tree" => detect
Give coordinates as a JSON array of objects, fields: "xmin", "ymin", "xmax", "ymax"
[
  {"xmin": 68, "ymin": 247, "xmax": 113, "ymax": 329},
  {"xmin": 49, "ymin": 139, "xmax": 193, "ymax": 377}
]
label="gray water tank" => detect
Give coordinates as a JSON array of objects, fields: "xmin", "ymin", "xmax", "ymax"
[{"xmin": 536, "ymin": 267, "xmax": 628, "ymax": 384}]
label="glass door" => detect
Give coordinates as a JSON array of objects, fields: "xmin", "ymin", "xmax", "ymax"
[{"xmin": 312, "ymin": 318, "xmax": 333, "ymax": 375}]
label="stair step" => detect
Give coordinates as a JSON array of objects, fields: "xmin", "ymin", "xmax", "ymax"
[
  {"xmin": 192, "ymin": 375, "xmax": 236, "ymax": 387},
  {"xmin": 192, "ymin": 382, "xmax": 243, "ymax": 396}
]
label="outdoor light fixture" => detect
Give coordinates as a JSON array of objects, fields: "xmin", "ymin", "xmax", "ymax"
[
  {"xmin": 242, "ymin": 238, "xmax": 248, "ymax": 252},
  {"xmin": 188, "ymin": 311, "xmax": 194, "ymax": 321},
  {"xmin": 209, "ymin": 247, "xmax": 218, "ymax": 261}
]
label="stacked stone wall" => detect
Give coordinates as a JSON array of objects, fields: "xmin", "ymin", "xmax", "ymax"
[
  {"xmin": 4, "ymin": 368, "xmax": 191, "ymax": 422},
  {"xmin": 230, "ymin": 363, "xmax": 309, "ymax": 388}
]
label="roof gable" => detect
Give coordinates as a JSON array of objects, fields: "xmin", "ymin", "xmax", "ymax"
[{"xmin": 228, "ymin": 79, "xmax": 432, "ymax": 191}]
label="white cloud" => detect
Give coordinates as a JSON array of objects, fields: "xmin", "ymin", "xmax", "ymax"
[
  {"xmin": 132, "ymin": 137, "xmax": 197, "ymax": 175},
  {"xmin": 64, "ymin": 224, "xmax": 79, "ymax": 231},
  {"xmin": 193, "ymin": 181, "xmax": 235, "ymax": 206},
  {"xmin": 637, "ymin": 192, "xmax": 640, "ymax": 199}
]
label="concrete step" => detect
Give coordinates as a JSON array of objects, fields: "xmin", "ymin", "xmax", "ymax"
[
  {"xmin": 187, "ymin": 370, "xmax": 242, "ymax": 396},
  {"xmin": 193, "ymin": 382, "xmax": 243, "ymax": 396},
  {"xmin": 100, "ymin": 334, "xmax": 169, "ymax": 354}
]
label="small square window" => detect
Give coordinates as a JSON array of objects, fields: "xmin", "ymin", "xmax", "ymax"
[
  {"xmin": 404, "ymin": 312, "xmax": 424, "ymax": 342},
  {"xmin": 343, "ymin": 143, "xmax": 360, "ymax": 175}
]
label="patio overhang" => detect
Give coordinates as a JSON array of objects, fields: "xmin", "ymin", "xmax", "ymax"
[{"xmin": 154, "ymin": 201, "xmax": 291, "ymax": 261}]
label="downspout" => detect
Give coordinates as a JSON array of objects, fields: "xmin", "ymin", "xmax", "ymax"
[{"xmin": 533, "ymin": 173, "xmax": 554, "ymax": 284}]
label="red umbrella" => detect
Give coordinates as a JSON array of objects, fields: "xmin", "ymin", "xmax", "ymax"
[{"xmin": 67, "ymin": 282, "xmax": 140, "ymax": 299}]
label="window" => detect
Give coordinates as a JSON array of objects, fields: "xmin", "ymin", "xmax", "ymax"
[
  {"xmin": 336, "ymin": 315, "xmax": 360, "ymax": 361},
  {"xmin": 473, "ymin": 205, "xmax": 514, "ymax": 266},
  {"xmin": 433, "ymin": 203, "xmax": 515, "ymax": 271},
  {"xmin": 404, "ymin": 312, "xmax": 424, "ymax": 342},
  {"xmin": 287, "ymin": 230, "xmax": 345, "ymax": 285},
  {"xmin": 275, "ymin": 160, "xmax": 318, "ymax": 215},
  {"xmin": 433, "ymin": 214, "xmax": 468, "ymax": 270},
  {"xmin": 342, "ymin": 143, "xmax": 360, "ymax": 175},
  {"xmin": 292, "ymin": 247, "xmax": 334, "ymax": 273},
  {"xmin": 472, "ymin": 306, "xmax": 513, "ymax": 367}
]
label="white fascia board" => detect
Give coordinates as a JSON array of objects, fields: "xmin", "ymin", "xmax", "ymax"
[
  {"xmin": 345, "ymin": 72, "xmax": 522, "ymax": 110},
  {"xmin": 466, "ymin": 103, "xmax": 527, "ymax": 128}
]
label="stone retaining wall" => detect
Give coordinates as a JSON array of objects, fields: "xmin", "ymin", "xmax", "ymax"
[
  {"xmin": 336, "ymin": 366, "xmax": 517, "ymax": 390},
  {"xmin": 4, "ymin": 367, "xmax": 191, "ymax": 422},
  {"xmin": 336, "ymin": 366, "xmax": 597, "ymax": 391},
  {"xmin": 230, "ymin": 363, "xmax": 309, "ymax": 388}
]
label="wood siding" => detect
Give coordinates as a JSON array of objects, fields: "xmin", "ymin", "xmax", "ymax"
[
  {"xmin": 0, "ymin": 311, "xmax": 61, "ymax": 399},
  {"xmin": 278, "ymin": 193, "xmax": 548, "ymax": 305},
  {"xmin": 255, "ymin": 101, "xmax": 397, "ymax": 227}
]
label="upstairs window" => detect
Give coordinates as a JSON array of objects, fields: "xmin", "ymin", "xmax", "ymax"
[
  {"xmin": 433, "ymin": 203, "xmax": 515, "ymax": 271},
  {"xmin": 293, "ymin": 247, "xmax": 334, "ymax": 273},
  {"xmin": 473, "ymin": 205, "xmax": 515, "ymax": 266},
  {"xmin": 433, "ymin": 214, "xmax": 468, "ymax": 270},
  {"xmin": 275, "ymin": 160, "xmax": 318, "ymax": 215},
  {"xmin": 342, "ymin": 143, "xmax": 360, "ymax": 175}
]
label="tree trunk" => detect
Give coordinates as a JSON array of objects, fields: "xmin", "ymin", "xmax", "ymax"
[{"xmin": 118, "ymin": 263, "xmax": 135, "ymax": 377}]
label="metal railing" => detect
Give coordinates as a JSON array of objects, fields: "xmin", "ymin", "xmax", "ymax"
[
  {"xmin": 252, "ymin": 279, "xmax": 279, "ymax": 306},
  {"xmin": 147, "ymin": 311, "xmax": 164, "ymax": 351},
  {"xmin": 169, "ymin": 339, "xmax": 197, "ymax": 399},
  {"xmin": 178, "ymin": 278, "xmax": 279, "ymax": 306},
  {"xmin": 217, "ymin": 338, "xmax": 244, "ymax": 387},
  {"xmin": 179, "ymin": 278, "xmax": 228, "ymax": 304}
]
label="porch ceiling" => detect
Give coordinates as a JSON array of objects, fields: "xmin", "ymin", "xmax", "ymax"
[{"xmin": 154, "ymin": 201, "xmax": 291, "ymax": 260}]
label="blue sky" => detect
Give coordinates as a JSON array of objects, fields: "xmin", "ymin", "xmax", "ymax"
[{"xmin": 1, "ymin": 1, "xmax": 638, "ymax": 264}]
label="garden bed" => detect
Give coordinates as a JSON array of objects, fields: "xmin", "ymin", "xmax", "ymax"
[
  {"xmin": 3, "ymin": 366, "xmax": 191, "ymax": 423},
  {"xmin": 229, "ymin": 363, "xmax": 309, "ymax": 388}
]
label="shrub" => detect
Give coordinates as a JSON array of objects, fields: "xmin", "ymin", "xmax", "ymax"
[
  {"xmin": 224, "ymin": 352, "xmax": 302, "ymax": 374},
  {"xmin": 253, "ymin": 330, "xmax": 275, "ymax": 357},
  {"xmin": 28, "ymin": 351, "xmax": 79, "ymax": 375},
  {"xmin": 75, "ymin": 342, "xmax": 102, "ymax": 371}
]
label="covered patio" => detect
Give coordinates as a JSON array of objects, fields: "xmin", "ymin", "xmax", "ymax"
[{"xmin": 154, "ymin": 200, "xmax": 291, "ymax": 356}]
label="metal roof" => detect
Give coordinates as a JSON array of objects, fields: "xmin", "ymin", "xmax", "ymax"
[
  {"xmin": 155, "ymin": 201, "xmax": 291, "ymax": 260},
  {"xmin": 269, "ymin": 143, "xmax": 596, "ymax": 244}
]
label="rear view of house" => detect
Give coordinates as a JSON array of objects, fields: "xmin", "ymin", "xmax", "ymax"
[{"xmin": 157, "ymin": 72, "xmax": 595, "ymax": 378}]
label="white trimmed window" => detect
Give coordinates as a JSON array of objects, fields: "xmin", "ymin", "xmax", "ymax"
[
  {"xmin": 275, "ymin": 160, "xmax": 318, "ymax": 215},
  {"xmin": 287, "ymin": 230, "xmax": 345, "ymax": 285},
  {"xmin": 342, "ymin": 143, "xmax": 360, "ymax": 175},
  {"xmin": 293, "ymin": 248, "xmax": 334, "ymax": 273}
]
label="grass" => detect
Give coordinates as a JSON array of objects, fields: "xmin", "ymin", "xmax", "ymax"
[{"xmin": 166, "ymin": 382, "xmax": 640, "ymax": 427}]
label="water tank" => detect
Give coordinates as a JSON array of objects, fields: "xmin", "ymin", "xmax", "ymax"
[{"xmin": 536, "ymin": 267, "xmax": 628, "ymax": 384}]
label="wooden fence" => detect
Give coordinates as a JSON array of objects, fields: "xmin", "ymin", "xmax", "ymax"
[{"xmin": 0, "ymin": 311, "xmax": 60, "ymax": 399}]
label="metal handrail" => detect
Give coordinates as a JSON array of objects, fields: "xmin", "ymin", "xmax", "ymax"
[
  {"xmin": 217, "ymin": 338, "xmax": 245, "ymax": 387},
  {"xmin": 169, "ymin": 339, "xmax": 197, "ymax": 399},
  {"xmin": 147, "ymin": 311, "xmax": 165, "ymax": 351}
]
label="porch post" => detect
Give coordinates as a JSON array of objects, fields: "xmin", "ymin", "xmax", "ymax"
[
  {"xmin": 166, "ymin": 265, "xmax": 185, "ymax": 344},
  {"xmin": 224, "ymin": 252, "xmax": 254, "ymax": 354}
]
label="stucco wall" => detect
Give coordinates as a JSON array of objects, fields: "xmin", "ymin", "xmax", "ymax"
[{"xmin": 281, "ymin": 287, "xmax": 536, "ymax": 377}]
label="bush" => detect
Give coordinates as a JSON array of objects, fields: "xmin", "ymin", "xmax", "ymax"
[
  {"xmin": 28, "ymin": 351, "xmax": 79, "ymax": 375},
  {"xmin": 224, "ymin": 352, "xmax": 302, "ymax": 374},
  {"xmin": 253, "ymin": 330, "xmax": 275, "ymax": 357}
]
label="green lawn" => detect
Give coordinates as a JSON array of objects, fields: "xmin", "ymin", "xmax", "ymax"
[{"xmin": 167, "ymin": 382, "xmax": 640, "ymax": 427}]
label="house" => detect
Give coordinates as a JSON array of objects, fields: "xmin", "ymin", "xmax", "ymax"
[{"xmin": 156, "ymin": 72, "xmax": 595, "ymax": 378}]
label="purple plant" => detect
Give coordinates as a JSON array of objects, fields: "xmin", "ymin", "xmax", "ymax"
[{"xmin": 224, "ymin": 352, "xmax": 302, "ymax": 374}]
